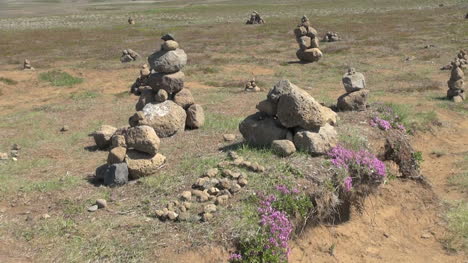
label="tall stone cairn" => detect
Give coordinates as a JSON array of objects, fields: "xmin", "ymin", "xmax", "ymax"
[
  {"xmin": 447, "ymin": 59, "xmax": 465, "ymax": 102},
  {"xmin": 337, "ymin": 68, "xmax": 369, "ymax": 111},
  {"xmin": 294, "ymin": 15, "xmax": 322, "ymax": 62}
]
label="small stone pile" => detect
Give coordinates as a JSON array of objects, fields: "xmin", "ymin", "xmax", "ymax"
[
  {"xmin": 294, "ymin": 16, "xmax": 322, "ymax": 62},
  {"xmin": 337, "ymin": 68, "xmax": 369, "ymax": 111},
  {"xmin": 440, "ymin": 49, "xmax": 467, "ymax": 70},
  {"xmin": 246, "ymin": 11, "xmax": 265, "ymax": 24},
  {"xmin": 322, "ymin": 31, "xmax": 341, "ymax": 42},
  {"xmin": 120, "ymin": 49, "xmax": 140, "ymax": 63},
  {"xmin": 155, "ymin": 151, "xmax": 263, "ymax": 222},
  {"xmin": 23, "ymin": 59, "xmax": 34, "ymax": 70},
  {"xmin": 128, "ymin": 17, "xmax": 135, "ymax": 25},
  {"xmin": 447, "ymin": 59, "xmax": 465, "ymax": 102},
  {"xmin": 0, "ymin": 144, "xmax": 21, "ymax": 162},
  {"xmin": 239, "ymin": 80, "xmax": 338, "ymax": 157},
  {"xmin": 129, "ymin": 34, "xmax": 205, "ymax": 136},
  {"xmin": 244, "ymin": 78, "xmax": 260, "ymax": 92}
]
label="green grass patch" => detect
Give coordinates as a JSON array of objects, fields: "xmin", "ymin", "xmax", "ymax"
[
  {"xmin": 203, "ymin": 112, "xmax": 243, "ymax": 133},
  {"xmin": 70, "ymin": 90, "xmax": 100, "ymax": 100},
  {"xmin": 39, "ymin": 70, "xmax": 83, "ymax": 87},
  {"xmin": 444, "ymin": 201, "xmax": 468, "ymax": 253},
  {"xmin": 0, "ymin": 76, "xmax": 18, "ymax": 85}
]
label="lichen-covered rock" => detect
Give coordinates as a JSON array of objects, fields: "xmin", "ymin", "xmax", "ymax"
[
  {"xmin": 147, "ymin": 71, "xmax": 185, "ymax": 94},
  {"xmin": 125, "ymin": 150, "xmax": 166, "ymax": 179},
  {"xmin": 131, "ymin": 101, "xmax": 186, "ymax": 138},
  {"xmin": 239, "ymin": 112, "xmax": 288, "ymax": 146},
  {"xmin": 186, "ymin": 104, "xmax": 205, "ymax": 129},
  {"xmin": 293, "ymin": 124, "xmax": 338, "ymax": 155},
  {"xmin": 125, "ymin": 125, "xmax": 160, "ymax": 155},
  {"xmin": 173, "ymin": 88, "xmax": 195, "ymax": 110},
  {"xmin": 337, "ymin": 89, "xmax": 369, "ymax": 111},
  {"xmin": 148, "ymin": 49, "xmax": 187, "ymax": 74},
  {"xmin": 93, "ymin": 125, "xmax": 117, "ymax": 149}
]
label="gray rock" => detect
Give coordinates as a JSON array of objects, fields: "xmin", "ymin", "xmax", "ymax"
[
  {"xmin": 87, "ymin": 205, "xmax": 98, "ymax": 212},
  {"xmin": 271, "ymin": 140, "xmax": 296, "ymax": 157},
  {"xmin": 155, "ymin": 89, "xmax": 168, "ymax": 102},
  {"xmin": 239, "ymin": 112, "xmax": 288, "ymax": 147},
  {"xmin": 267, "ymin": 79, "xmax": 298, "ymax": 103},
  {"xmin": 337, "ymin": 89, "xmax": 369, "ymax": 111},
  {"xmin": 147, "ymin": 71, "xmax": 185, "ymax": 94},
  {"xmin": 131, "ymin": 101, "xmax": 187, "ymax": 138},
  {"xmin": 293, "ymin": 124, "xmax": 338, "ymax": 155},
  {"xmin": 92, "ymin": 125, "xmax": 117, "ymax": 149},
  {"xmin": 256, "ymin": 99, "xmax": 277, "ymax": 116},
  {"xmin": 185, "ymin": 104, "xmax": 205, "ymax": 129},
  {"xmin": 135, "ymin": 86, "xmax": 155, "ymax": 111},
  {"xmin": 125, "ymin": 125, "xmax": 160, "ymax": 155},
  {"xmin": 95, "ymin": 164, "xmax": 108, "ymax": 181},
  {"xmin": 148, "ymin": 49, "xmax": 187, "ymax": 73},
  {"xmin": 173, "ymin": 88, "xmax": 195, "ymax": 110},
  {"xmin": 342, "ymin": 70, "xmax": 366, "ymax": 93},
  {"xmin": 104, "ymin": 163, "xmax": 129, "ymax": 186},
  {"xmin": 120, "ymin": 54, "xmax": 134, "ymax": 63},
  {"xmin": 96, "ymin": 199, "xmax": 107, "ymax": 209}
]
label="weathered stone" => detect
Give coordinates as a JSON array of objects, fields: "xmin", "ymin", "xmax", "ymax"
[
  {"xmin": 125, "ymin": 125, "xmax": 160, "ymax": 155},
  {"xmin": 204, "ymin": 168, "xmax": 219, "ymax": 178},
  {"xmin": 60, "ymin": 125, "xmax": 69, "ymax": 132},
  {"xmin": 131, "ymin": 101, "xmax": 187, "ymax": 138},
  {"xmin": 96, "ymin": 199, "xmax": 107, "ymax": 209},
  {"xmin": 238, "ymin": 178, "xmax": 248, "ymax": 187},
  {"xmin": 271, "ymin": 140, "xmax": 296, "ymax": 157},
  {"xmin": 181, "ymin": 191, "xmax": 192, "ymax": 201},
  {"xmin": 93, "ymin": 125, "xmax": 117, "ymax": 149},
  {"xmin": 136, "ymin": 86, "xmax": 155, "ymax": 111},
  {"xmin": 337, "ymin": 89, "xmax": 369, "ymax": 111},
  {"xmin": 298, "ymin": 36, "xmax": 311, "ymax": 50},
  {"xmin": 342, "ymin": 69, "xmax": 366, "ymax": 93},
  {"xmin": 202, "ymin": 212, "xmax": 213, "ymax": 222},
  {"xmin": 223, "ymin": 134, "xmax": 236, "ymax": 141},
  {"xmin": 296, "ymin": 48, "xmax": 322, "ymax": 62},
  {"xmin": 185, "ymin": 104, "xmax": 205, "ymax": 129},
  {"xmin": 88, "ymin": 205, "xmax": 98, "ymax": 212},
  {"xmin": 148, "ymin": 49, "xmax": 187, "ymax": 73},
  {"xmin": 107, "ymin": 146, "xmax": 127, "ymax": 164},
  {"xmin": 191, "ymin": 189, "xmax": 209, "ymax": 202},
  {"xmin": 256, "ymin": 99, "xmax": 277, "ymax": 116},
  {"xmin": 147, "ymin": 71, "xmax": 185, "ymax": 94},
  {"xmin": 111, "ymin": 135, "xmax": 127, "ymax": 148},
  {"xmin": 155, "ymin": 89, "xmax": 168, "ymax": 102},
  {"xmin": 277, "ymin": 85, "xmax": 337, "ymax": 129},
  {"xmin": 104, "ymin": 163, "xmax": 129, "ymax": 186},
  {"xmin": 125, "ymin": 150, "xmax": 166, "ymax": 179},
  {"xmin": 239, "ymin": 112, "xmax": 288, "ymax": 146},
  {"xmin": 173, "ymin": 88, "xmax": 195, "ymax": 110},
  {"xmin": 267, "ymin": 79, "xmax": 298, "ymax": 103},
  {"xmin": 293, "ymin": 124, "xmax": 338, "ymax": 155},
  {"xmin": 204, "ymin": 204, "xmax": 217, "ymax": 213},
  {"xmin": 162, "ymin": 40, "xmax": 179, "ymax": 51},
  {"xmin": 95, "ymin": 164, "xmax": 108, "ymax": 181}
]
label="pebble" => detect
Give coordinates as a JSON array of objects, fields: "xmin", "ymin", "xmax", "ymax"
[
  {"xmin": 41, "ymin": 213, "xmax": 51, "ymax": 219},
  {"xmin": 223, "ymin": 134, "xmax": 236, "ymax": 141},
  {"xmin": 421, "ymin": 233, "xmax": 432, "ymax": 239},
  {"xmin": 96, "ymin": 199, "xmax": 107, "ymax": 209},
  {"xmin": 0, "ymin": 152, "xmax": 8, "ymax": 160},
  {"xmin": 183, "ymin": 202, "xmax": 192, "ymax": 210},
  {"xmin": 60, "ymin": 125, "xmax": 69, "ymax": 132},
  {"xmin": 202, "ymin": 212, "xmax": 214, "ymax": 222},
  {"xmin": 204, "ymin": 168, "xmax": 219, "ymax": 178},
  {"xmin": 10, "ymin": 150, "xmax": 19, "ymax": 158},
  {"xmin": 12, "ymin": 157, "xmax": 17, "ymax": 162},
  {"xmin": 11, "ymin": 144, "xmax": 21, "ymax": 151},
  {"xmin": 167, "ymin": 211, "xmax": 178, "ymax": 220},
  {"xmin": 180, "ymin": 191, "xmax": 192, "ymax": 201},
  {"xmin": 238, "ymin": 178, "xmax": 248, "ymax": 187},
  {"xmin": 204, "ymin": 204, "xmax": 217, "ymax": 213},
  {"xmin": 87, "ymin": 205, "xmax": 98, "ymax": 212}
]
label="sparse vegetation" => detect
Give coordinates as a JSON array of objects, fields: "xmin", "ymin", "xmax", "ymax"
[
  {"xmin": 0, "ymin": 76, "xmax": 18, "ymax": 85},
  {"xmin": 39, "ymin": 70, "xmax": 83, "ymax": 87}
]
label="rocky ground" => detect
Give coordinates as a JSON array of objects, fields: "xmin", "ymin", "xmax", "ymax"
[{"xmin": 0, "ymin": 0, "xmax": 467, "ymax": 262}]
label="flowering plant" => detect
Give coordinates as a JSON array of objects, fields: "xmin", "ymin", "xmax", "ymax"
[{"xmin": 327, "ymin": 145, "xmax": 386, "ymax": 191}]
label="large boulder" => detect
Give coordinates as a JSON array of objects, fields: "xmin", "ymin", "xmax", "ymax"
[
  {"xmin": 186, "ymin": 104, "xmax": 205, "ymax": 129},
  {"xmin": 267, "ymin": 79, "xmax": 298, "ymax": 103},
  {"xmin": 148, "ymin": 49, "xmax": 187, "ymax": 74},
  {"xmin": 277, "ymin": 86, "xmax": 337, "ymax": 130},
  {"xmin": 337, "ymin": 89, "xmax": 369, "ymax": 111},
  {"xmin": 92, "ymin": 125, "xmax": 117, "ymax": 149},
  {"xmin": 342, "ymin": 70, "xmax": 366, "ymax": 93},
  {"xmin": 296, "ymin": 48, "xmax": 322, "ymax": 62},
  {"xmin": 239, "ymin": 112, "xmax": 289, "ymax": 147},
  {"xmin": 125, "ymin": 125, "xmax": 160, "ymax": 155},
  {"xmin": 136, "ymin": 86, "xmax": 155, "ymax": 111},
  {"xmin": 173, "ymin": 88, "xmax": 195, "ymax": 109},
  {"xmin": 104, "ymin": 163, "xmax": 129, "ymax": 187},
  {"xmin": 147, "ymin": 71, "xmax": 185, "ymax": 94},
  {"xmin": 256, "ymin": 99, "xmax": 277, "ymax": 116},
  {"xmin": 125, "ymin": 150, "xmax": 166, "ymax": 179},
  {"xmin": 131, "ymin": 101, "xmax": 187, "ymax": 138},
  {"xmin": 293, "ymin": 124, "xmax": 337, "ymax": 155}
]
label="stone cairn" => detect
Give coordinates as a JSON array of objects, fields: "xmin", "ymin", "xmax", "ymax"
[
  {"xmin": 23, "ymin": 59, "xmax": 34, "ymax": 70},
  {"xmin": 246, "ymin": 11, "xmax": 265, "ymax": 24},
  {"xmin": 322, "ymin": 31, "xmax": 341, "ymax": 42},
  {"xmin": 337, "ymin": 68, "xmax": 369, "ymax": 111},
  {"xmin": 447, "ymin": 59, "xmax": 465, "ymax": 102},
  {"xmin": 440, "ymin": 49, "xmax": 467, "ymax": 70},
  {"xmin": 294, "ymin": 16, "xmax": 322, "ymax": 63},
  {"xmin": 92, "ymin": 34, "xmax": 205, "ymax": 186},
  {"xmin": 128, "ymin": 17, "xmax": 135, "ymax": 25},
  {"xmin": 244, "ymin": 78, "xmax": 260, "ymax": 92},
  {"xmin": 239, "ymin": 80, "xmax": 338, "ymax": 157},
  {"xmin": 120, "ymin": 49, "xmax": 140, "ymax": 63}
]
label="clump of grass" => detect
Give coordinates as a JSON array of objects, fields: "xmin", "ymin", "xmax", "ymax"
[
  {"xmin": 444, "ymin": 201, "xmax": 468, "ymax": 253},
  {"xmin": 0, "ymin": 76, "xmax": 18, "ymax": 85},
  {"xmin": 70, "ymin": 90, "xmax": 100, "ymax": 100},
  {"xmin": 203, "ymin": 112, "xmax": 243, "ymax": 133},
  {"xmin": 338, "ymin": 127, "xmax": 369, "ymax": 151},
  {"xmin": 39, "ymin": 70, "xmax": 83, "ymax": 87}
]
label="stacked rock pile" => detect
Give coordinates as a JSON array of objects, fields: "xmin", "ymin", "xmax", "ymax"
[
  {"xmin": 155, "ymin": 151, "xmax": 264, "ymax": 222},
  {"xmin": 129, "ymin": 34, "xmax": 205, "ymax": 137},
  {"xmin": 294, "ymin": 16, "xmax": 322, "ymax": 62},
  {"xmin": 440, "ymin": 49, "xmax": 467, "ymax": 70},
  {"xmin": 239, "ymin": 80, "xmax": 338, "ymax": 157},
  {"xmin": 337, "ymin": 68, "xmax": 369, "ymax": 111},
  {"xmin": 128, "ymin": 17, "xmax": 135, "ymax": 25},
  {"xmin": 120, "ymin": 49, "xmax": 140, "ymax": 63},
  {"xmin": 0, "ymin": 144, "xmax": 21, "ymax": 162},
  {"xmin": 322, "ymin": 31, "xmax": 341, "ymax": 42},
  {"xmin": 447, "ymin": 59, "xmax": 465, "ymax": 102},
  {"xmin": 244, "ymin": 78, "xmax": 260, "ymax": 92},
  {"xmin": 246, "ymin": 11, "xmax": 265, "ymax": 24},
  {"xmin": 23, "ymin": 59, "xmax": 34, "ymax": 70}
]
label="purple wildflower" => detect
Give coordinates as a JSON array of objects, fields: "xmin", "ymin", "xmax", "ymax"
[
  {"xmin": 344, "ymin": 177, "xmax": 353, "ymax": 191},
  {"xmin": 370, "ymin": 117, "xmax": 391, "ymax": 131},
  {"xmin": 229, "ymin": 253, "xmax": 242, "ymax": 262},
  {"xmin": 276, "ymin": 185, "xmax": 290, "ymax": 194}
]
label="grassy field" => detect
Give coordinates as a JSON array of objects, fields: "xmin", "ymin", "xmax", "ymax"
[{"xmin": 0, "ymin": 0, "xmax": 467, "ymax": 262}]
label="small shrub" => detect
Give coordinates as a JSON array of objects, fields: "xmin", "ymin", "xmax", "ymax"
[{"xmin": 39, "ymin": 70, "xmax": 83, "ymax": 87}]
